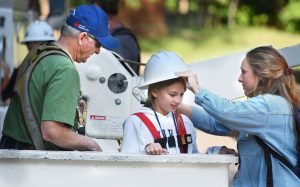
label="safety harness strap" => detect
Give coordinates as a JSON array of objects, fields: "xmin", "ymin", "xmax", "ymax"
[
  {"xmin": 133, "ymin": 112, "xmax": 189, "ymax": 153},
  {"xmin": 14, "ymin": 42, "xmax": 71, "ymax": 150},
  {"xmin": 177, "ymin": 114, "xmax": 186, "ymax": 134},
  {"xmin": 176, "ymin": 113, "xmax": 188, "ymax": 153},
  {"xmin": 134, "ymin": 112, "xmax": 161, "ymax": 139}
]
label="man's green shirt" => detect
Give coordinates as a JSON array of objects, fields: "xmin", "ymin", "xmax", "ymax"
[{"xmin": 3, "ymin": 54, "xmax": 80, "ymax": 150}]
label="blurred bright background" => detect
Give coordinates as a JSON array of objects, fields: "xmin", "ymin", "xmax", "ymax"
[{"xmin": 70, "ymin": 0, "xmax": 300, "ymax": 64}]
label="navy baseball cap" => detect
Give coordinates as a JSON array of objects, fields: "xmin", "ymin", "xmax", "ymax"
[{"xmin": 66, "ymin": 4, "xmax": 118, "ymax": 49}]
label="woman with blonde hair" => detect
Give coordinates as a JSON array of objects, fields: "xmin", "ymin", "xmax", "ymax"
[{"xmin": 177, "ymin": 46, "xmax": 300, "ymax": 186}]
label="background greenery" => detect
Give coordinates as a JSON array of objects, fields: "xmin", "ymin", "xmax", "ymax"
[
  {"xmin": 68, "ymin": 0, "xmax": 300, "ymax": 64},
  {"xmin": 139, "ymin": 26, "xmax": 299, "ymax": 64}
]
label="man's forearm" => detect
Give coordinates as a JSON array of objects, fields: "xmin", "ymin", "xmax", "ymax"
[{"xmin": 41, "ymin": 121, "xmax": 102, "ymax": 151}]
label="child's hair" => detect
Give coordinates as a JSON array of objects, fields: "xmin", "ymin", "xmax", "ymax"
[{"xmin": 144, "ymin": 78, "xmax": 186, "ymax": 108}]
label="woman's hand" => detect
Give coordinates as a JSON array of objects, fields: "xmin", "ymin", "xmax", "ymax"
[
  {"xmin": 144, "ymin": 143, "xmax": 168, "ymax": 155},
  {"xmin": 219, "ymin": 146, "xmax": 238, "ymax": 156},
  {"xmin": 176, "ymin": 71, "xmax": 200, "ymax": 94},
  {"xmin": 206, "ymin": 146, "xmax": 238, "ymax": 156}
]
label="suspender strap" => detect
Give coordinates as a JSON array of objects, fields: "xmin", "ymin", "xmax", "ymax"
[
  {"xmin": 134, "ymin": 112, "xmax": 161, "ymax": 139},
  {"xmin": 176, "ymin": 113, "xmax": 186, "ymax": 135},
  {"xmin": 254, "ymin": 135, "xmax": 296, "ymax": 187},
  {"xmin": 134, "ymin": 112, "xmax": 167, "ymax": 148},
  {"xmin": 175, "ymin": 113, "xmax": 188, "ymax": 153},
  {"xmin": 14, "ymin": 42, "xmax": 71, "ymax": 150}
]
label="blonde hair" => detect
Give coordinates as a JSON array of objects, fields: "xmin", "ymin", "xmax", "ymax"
[{"xmin": 246, "ymin": 46, "xmax": 300, "ymax": 107}]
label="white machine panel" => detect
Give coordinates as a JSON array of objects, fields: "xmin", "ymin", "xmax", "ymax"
[{"xmin": 76, "ymin": 49, "xmax": 144, "ymax": 140}]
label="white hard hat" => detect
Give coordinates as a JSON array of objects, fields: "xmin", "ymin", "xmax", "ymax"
[
  {"xmin": 21, "ymin": 20, "xmax": 56, "ymax": 44},
  {"xmin": 139, "ymin": 50, "xmax": 188, "ymax": 89}
]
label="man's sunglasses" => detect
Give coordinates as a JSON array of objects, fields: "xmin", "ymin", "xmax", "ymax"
[{"xmin": 87, "ymin": 33, "xmax": 102, "ymax": 48}]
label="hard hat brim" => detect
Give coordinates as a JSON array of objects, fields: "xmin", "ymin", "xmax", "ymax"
[
  {"xmin": 21, "ymin": 37, "xmax": 55, "ymax": 44},
  {"xmin": 139, "ymin": 74, "xmax": 180, "ymax": 90}
]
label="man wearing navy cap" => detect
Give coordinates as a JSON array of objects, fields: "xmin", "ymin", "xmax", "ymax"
[{"xmin": 0, "ymin": 5, "xmax": 117, "ymax": 151}]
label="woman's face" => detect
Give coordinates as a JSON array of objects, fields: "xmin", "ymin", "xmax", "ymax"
[
  {"xmin": 151, "ymin": 81, "xmax": 185, "ymax": 115},
  {"xmin": 238, "ymin": 58, "xmax": 257, "ymax": 97}
]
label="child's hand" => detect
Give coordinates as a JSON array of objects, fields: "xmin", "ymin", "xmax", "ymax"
[{"xmin": 144, "ymin": 143, "xmax": 168, "ymax": 155}]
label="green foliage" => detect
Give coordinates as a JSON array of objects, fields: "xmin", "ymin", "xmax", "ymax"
[
  {"xmin": 280, "ymin": 0, "xmax": 300, "ymax": 32},
  {"xmin": 68, "ymin": 0, "xmax": 158, "ymax": 9},
  {"xmin": 165, "ymin": 0, "xmax": 177, "ymax": 12},
  {"xmin": 66, "ymin": 0, "xmax": 300, "ymax": 33},
  {"xmin": 123, "ymin": 0, "xmax": 141, "ymax": 9},
  {"xmin": 123, "ymin": 0, "xmax": 161, "ymax": 9},
  {"xmin": 68, "ymin": 0, "xmax": 87, "ymax": 8},
  {"xmin": 139, "ymin": 26, "xmax": 300, "ymax": 63},
  {"xmin": 207, "ymin": 4, "xmax": 218, "ymax": 15},
  {"xmin": 252, "ymin": 14, "xmax": 269, "ymax": 26},
  {"xmin": 236, "ymin": 5, "xmax": 252, "ymax": 26},
  {"xmin": 238, "ymin": 0, "xmax": 288, "ymax": 27}
]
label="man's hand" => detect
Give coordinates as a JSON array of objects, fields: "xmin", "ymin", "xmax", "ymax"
[{"xmin": 41, "ymin": 121, "xmax": 102, "ymax": 151}]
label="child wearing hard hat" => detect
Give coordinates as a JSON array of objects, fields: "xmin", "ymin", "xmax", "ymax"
[{"xmin": 121, "ymin": 51, "xmax": 199, "ymax": 155}]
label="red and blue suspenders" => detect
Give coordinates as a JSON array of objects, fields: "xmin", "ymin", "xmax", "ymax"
[{"xmin": 133, "ymin": 112, "xmax": 192, "ymax": 153}]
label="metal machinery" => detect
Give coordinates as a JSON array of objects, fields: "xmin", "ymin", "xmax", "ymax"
[{"xmin": 76, "ymin": 51, "xmax": 144, "ymax": 141}]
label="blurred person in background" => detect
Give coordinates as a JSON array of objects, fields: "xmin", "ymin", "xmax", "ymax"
[
  {"xmin": 28, "ymin": 0, "xmax": 67, "ymax": 38},
  {"xmin": 1, "ymin": 20, "xmax": 56, "ymax": 104},
  {"xmin": 90, "ymin": 0, "xmax": 141, "ymax": 75}
]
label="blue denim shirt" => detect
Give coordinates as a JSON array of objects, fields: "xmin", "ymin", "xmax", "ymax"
[{"xmin": 191, "ymin": 89, "xmax": 300, "ymax": 187}]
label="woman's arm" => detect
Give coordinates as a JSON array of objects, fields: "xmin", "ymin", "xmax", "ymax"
[
  {"xmin": 179, "ymin": 103, "xmax": 231, "ymax": 136},
  {"xmin": 193, "ymin": 89, "xmax": 269, "ymax": 133}
]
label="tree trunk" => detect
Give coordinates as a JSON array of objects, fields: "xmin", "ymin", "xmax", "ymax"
[
  {"xmin": 227, "ymin": 0, "xmax": 239, "ymax": 29},
  {"xmin": 119, "ymin": 0, "xmax": 168, "ymax": 37}
]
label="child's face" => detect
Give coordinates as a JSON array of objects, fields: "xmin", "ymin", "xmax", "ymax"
[{"xmin": 151, "ymin": 81, "xmax": 186, "ymax": 115}]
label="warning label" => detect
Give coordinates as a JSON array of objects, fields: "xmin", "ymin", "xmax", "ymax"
[{"xmin": 90, "ymin": 115, "xmax": 106, "ymax": 120}]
